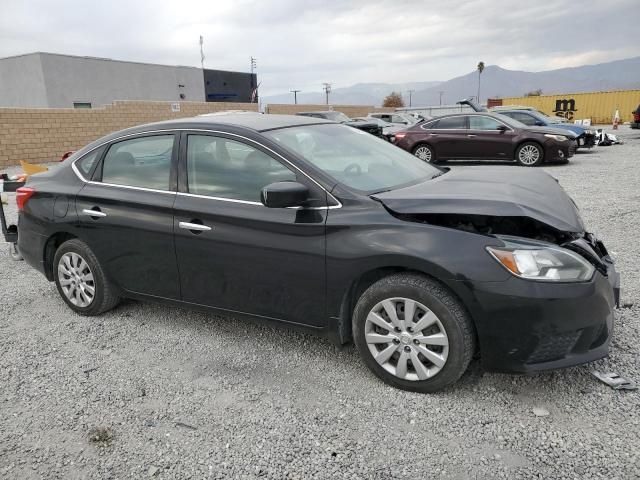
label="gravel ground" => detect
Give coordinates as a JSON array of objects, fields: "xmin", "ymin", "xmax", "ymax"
[{"xmin": 1, "ymin": 127, "xmax": 639, "ymax": 479}]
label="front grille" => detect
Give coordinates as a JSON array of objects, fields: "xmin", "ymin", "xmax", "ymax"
[{"xmin": 526, "ymin": 331, "xmax": 581, "ymax": 364}]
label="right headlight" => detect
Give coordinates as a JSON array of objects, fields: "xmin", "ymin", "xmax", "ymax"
[
  {"xmin": 544, "ymin": 133, "xmax": 568, "ymax": 141},
  {"xmin": 487, "ymin": 242, "xmax": 595, "ymax": 282}
]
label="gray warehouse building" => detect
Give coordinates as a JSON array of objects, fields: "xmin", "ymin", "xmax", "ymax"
[{"xmin": 0, "ymin": 52, "xmax": 257, "ymax": 108}]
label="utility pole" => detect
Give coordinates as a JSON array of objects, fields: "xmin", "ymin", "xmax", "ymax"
[
  {"xmin": 290, "ymin": 89, "xmax": 301, "ymax": 104},
  {"xmin": 199, "ymin": 36, "xmax": 205, "ymax": 69},
  {"xmin": 407, "ymin": 90, "xmax": 415, "ymax": 107},
  {"xmin": 439, "ymin": 91, "xmax": 445, "ymax": 105},
  {"xmin": 322, "ymin": 83, "xmax": 332, "ymax": 105},
  {"xmin": 250, "ymin": 57, "xmax": 258, "ymax": 103}
]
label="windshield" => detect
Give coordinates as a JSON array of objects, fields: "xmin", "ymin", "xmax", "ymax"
[
  {"xmin": 535, "ymin": 111, "xmax": 565, "ymax": 123},
  {"xmin": 492, "ymin": 113, "xmax": 529, "ymax": 129},
  {"xmin": 323, "ymin": 111, "xmax": 352, "ymax": 123},
  {"xmin": 265, "ymin": 124, "xmax": 441, "ymax": 193},
  {"xmin": 358, "ymin": 117, "xmax": 392, "ymax": 127},
  {"xmin": 398, "ymin": 113, "xmax": 418, "ymax": 124}
]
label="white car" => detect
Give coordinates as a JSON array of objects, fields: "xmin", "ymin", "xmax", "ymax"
[{"xmin": 368, "ymin": 112, "xmax": 418, "ymax": 127}]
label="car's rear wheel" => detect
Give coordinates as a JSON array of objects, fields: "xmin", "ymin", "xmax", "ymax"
[
  {"xmin": 53, "ymin": 239, "xmax": 119, "ymax": 316},
  {"xmin": 413, "ymin": 144, "xmax": 436, "ymax": 163},
  {"xmin": 352, "ymin": 273, "xmax": 475, "ymax": 393},
  {"xmin": 516, "ymin": 142, "xmax": 544, "ymax": 166}
]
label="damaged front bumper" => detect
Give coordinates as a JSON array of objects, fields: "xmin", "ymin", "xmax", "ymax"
[{"xmin": 456, "ymin": 235, "xmax": 618, "ymax": 374}]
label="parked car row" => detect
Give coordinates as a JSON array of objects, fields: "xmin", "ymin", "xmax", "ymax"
[
  {"xmin": 460, "ymin": 100, "xmax": 596, "ymax": 150},
  {"xmin": 298, "ymin": 104, "xmax": 591, "ymax": 167},
  {"xmin": 391, "ymin": 112, "xmax": 576, "ymax": 166}
]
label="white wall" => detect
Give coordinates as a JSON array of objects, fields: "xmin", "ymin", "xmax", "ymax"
[
  {"xmin": 0, "ymin": 54, "xmax": 49, "ymax": 107},
  {"xmin": 0, "ymin": 53, "xmax": 206, "ymax": 108}
]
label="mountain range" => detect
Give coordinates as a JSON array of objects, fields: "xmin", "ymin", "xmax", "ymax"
[{"xmin": 262, "ymin": 56, "xmax": 640, "ymax": 107}]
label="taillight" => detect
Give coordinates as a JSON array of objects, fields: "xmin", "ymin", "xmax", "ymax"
[
  {"xmin": 16, "ymin": 187, "xmax": 35, "ymax": 211},
  {"xmin": 394, "ymin": 132, "xmax": 407, "ymax": 140}
]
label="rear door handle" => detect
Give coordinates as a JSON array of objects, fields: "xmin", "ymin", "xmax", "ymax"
[
  {"xmin": 179, "ymin": 221, "xmax": 212, "ymax": 232},
  {"xmin": 82, "ymin": 208, "xmax": 107, "ymax": 218},
  {"xmin": 467, "ymin": 134, "xmax": 477, "ymax": 137}
]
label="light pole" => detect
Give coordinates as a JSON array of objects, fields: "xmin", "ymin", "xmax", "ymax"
[
  {"xmin": 290, "ymin": 90, "xmax": 301, "ymax": 104},
  {"xmin": 199, "ymin": 36, "xmax": 205, "ymax": 69},
  {"xmin": 322, "ymin": 83, "xmax": 332, "ymax": 105},
  {"xmin": 439, "ymin": 91, "xmax": 444, "ymax": 105},
  {"xmin": 407, "ymin": 89, "xmax": 415, "ymax": 107},
  {"xmin": 250, "ymin": 57, "xmax": 258, "ymax": 103}
]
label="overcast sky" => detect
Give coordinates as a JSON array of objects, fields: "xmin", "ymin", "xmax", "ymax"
[{"xmin": 1, "ymin": 0, "xmax": 638, "ymax": 96}]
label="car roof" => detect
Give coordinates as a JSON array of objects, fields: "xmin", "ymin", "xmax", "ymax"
[
  {"xmin": 430, "ymin": 112, "xmax": 505, "ymax": 118},
  {"xmin": 67, "ymin": 113, "xmax": 332, "ymax": 160},
  {"xmin": 153, "ymin": 113, "xmax": 329, "ymax": 131}
]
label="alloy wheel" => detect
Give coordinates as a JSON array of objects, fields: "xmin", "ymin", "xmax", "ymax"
[
  {"xmin": 518, "ymin": 144, "xmax": 540, "ymax": 165},
  {"xmin": 364, "ymin": 297, "xmax": 449, "ymax": 381},
  {"xmin": 414, "ymin": 146, "xmax": 433, "ymax": 162},
  {"xmin": 57, "ymin": 252, "xmax": 96, "ymax": 307}
]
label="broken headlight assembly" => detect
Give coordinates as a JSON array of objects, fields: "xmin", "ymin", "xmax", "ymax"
[{"xmin": 487, "ymin": 239, "xmax": 595, "ymax": 282}]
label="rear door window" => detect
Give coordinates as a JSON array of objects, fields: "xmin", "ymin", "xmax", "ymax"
[
  {"xmin": 100, "ymin": 135, "xmax": 175, "ymax": 191},
  {"xmin": 434, "ymin": 116, "xmax": 467, "ymax": 129}
]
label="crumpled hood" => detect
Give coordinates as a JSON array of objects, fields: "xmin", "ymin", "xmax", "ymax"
[{"xmin": 372, "ymin": 167, "xmax": 585, "ymax": 233}]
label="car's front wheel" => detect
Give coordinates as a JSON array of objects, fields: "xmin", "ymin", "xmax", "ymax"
[
  {"xmin": 515, "ymin": 142, "xmax": 544, "ymax": 166},
  {"xmin": 353, "ymin": 273, "xmax": 475, "ymax": 393},
  {"xmin": 53, "ymin": 239, "xmax": 120, "ymax": 316},
  {"xmin": 413, "ymin": 144, "xmax": 436, "ymax": 163}
]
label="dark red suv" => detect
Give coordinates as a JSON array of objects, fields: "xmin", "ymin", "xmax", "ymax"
[{"xmin": 392, "ymin": 112, "xmax": 576, "ymax": 167}]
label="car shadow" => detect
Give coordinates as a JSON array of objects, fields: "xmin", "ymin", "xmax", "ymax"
[{"xmin": 109, "ymin": 298, "xmax": 596, "ymax": 398}]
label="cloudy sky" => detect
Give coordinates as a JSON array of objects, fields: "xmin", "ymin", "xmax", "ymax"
[{"xmin": 1, "ymin": 0, "xmax": 638, "ymax": 96}]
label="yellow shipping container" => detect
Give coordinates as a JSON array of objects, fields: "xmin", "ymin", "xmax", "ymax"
[{"xmin": 498, "ymin": 90, "xmax": 640, "ymax": 125}]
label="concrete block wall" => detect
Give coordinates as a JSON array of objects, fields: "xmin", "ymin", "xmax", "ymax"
[
  {"xmin": 0, "ymin": 100, "xmax": 258, "ymax": 167},
  {"xmin": 265, "ymin": 104, "xmax": 396, "ymax": 118}
]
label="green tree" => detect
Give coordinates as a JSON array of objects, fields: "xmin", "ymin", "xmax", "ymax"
[{"xmin": 477, "ymin": 61, "xmax": 485, "ymax": 102}]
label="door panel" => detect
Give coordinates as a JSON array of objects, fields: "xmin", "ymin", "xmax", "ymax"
[
  {"xmin": 75, "ymin": 185, "xmax": 179, "ymax": 298},
  {"xmin": 173, "ymin": 197, "xmax": 327, "ymax": 326},
  {"xmin": 74, "ymin": 133, "xmax": 180, "ymax": 299},
  {"xmin": 173, "ymin": 132, "xmax": 328, "ymax": 327},
  {"xmin": 466, "ymin": 116, "xmax": 516, "ymax": 159},
  {"xmin": 428, "ymin": 116, "xmax": 468, "ymax": 159}
]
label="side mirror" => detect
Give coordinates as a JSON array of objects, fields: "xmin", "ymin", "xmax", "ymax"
[
  {"xmin": 261, "ymin": 181, "xmax": 309, "ymax": 208},
  {"xmin": 534, "ymin": 120, "xmax": 545, "ymax": 126},
  {"xmin": 496, "ymin": 125, "xmax": 508, "ymax": 132}
]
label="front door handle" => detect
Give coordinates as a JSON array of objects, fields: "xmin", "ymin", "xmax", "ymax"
[
  {"xmin": 82, "ymin": 208, "xmax": 107, "ymax": 218},
  {"xmin": 179, "ymin": 221, "xmax": 212, "ymax": 233},
  {"xmin": 467, "ymin": 134, "xmax": 477, "ymax": 137}
]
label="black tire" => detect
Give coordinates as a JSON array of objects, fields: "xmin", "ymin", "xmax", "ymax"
[
  {"xmin": 412, "ymin": 144, "xmax": 437, "ymax": 163},
  {"xmin": 515, "ymin": 142, "xmax": 544, "ymax": 167},
  {"xmin": 53, "ymin": 239, "xmax": 119, "ymax": 316},
  {"xmin": 353, "ymin": 273, "xmax": 475, "ymax": 393}
]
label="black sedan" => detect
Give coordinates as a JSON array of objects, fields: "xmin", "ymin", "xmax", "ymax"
[
  {"xmin": 14, "ymin": 114, "xmax": 619, "ymax": 392},
  {"xmin": 393, "ymin": 112, "xmax": 576, "ymax": 166}
]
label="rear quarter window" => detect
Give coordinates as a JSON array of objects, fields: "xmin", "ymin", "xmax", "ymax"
[{"xmin": 75, "ymin": 148, "xmax": 102, "ymax": 179}]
